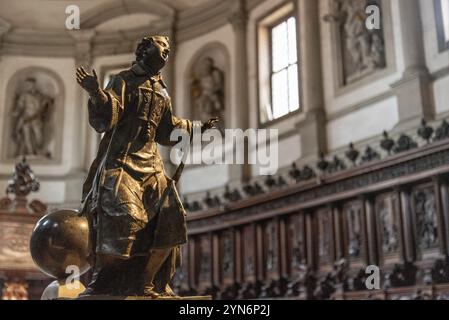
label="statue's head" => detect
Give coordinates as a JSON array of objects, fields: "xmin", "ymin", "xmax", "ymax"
[
  {"xmin": 24, "ymin": 78, "xmax": 37, "ymax": 92},
  {"xmin": 135, "ymin": 35, "xmax": 170, "ymax": 74}
]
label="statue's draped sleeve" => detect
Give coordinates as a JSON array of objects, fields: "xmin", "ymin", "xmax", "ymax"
[{"xmin": 88, "ymin": 75, "xmax": 126, "ymax": 133}]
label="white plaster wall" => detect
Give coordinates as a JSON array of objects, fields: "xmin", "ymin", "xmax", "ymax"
[
  {"xmin": 434, "ymin": 74, "xmax": 449, "ymax": 114},
  {"xmin": 326, "ymin": 96, "xmax": 399, "ymax": 150},
  {"xmin": 250, "ymin": 132, "xmax": 301, "ymax": 177}
]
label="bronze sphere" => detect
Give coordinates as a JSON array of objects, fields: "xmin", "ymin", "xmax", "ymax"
[{"xmin": 30, "ymin": 209, "xmax": 90, "ymax": 279}]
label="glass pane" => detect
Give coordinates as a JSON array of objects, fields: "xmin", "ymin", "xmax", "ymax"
[
  {"xmin": 271, "ymin": 21, "xmax": 289, "ymax": 72},
  {"xmin": 271, "ymin": 69, "xmax": 289, "ymax": 119},
  {"xmin": 287, "ymin": 17, "xmax": 298, "ymax": 64},
  {"xmin": 442, "ymin": 0, "xmax": 449, "ymax": 42},
  {"xmin": 288, "ymin": 64, "xmax": 299, "ymax": 112}
]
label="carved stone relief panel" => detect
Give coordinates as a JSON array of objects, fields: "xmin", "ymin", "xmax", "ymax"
[
  {"xmin": 0, "ymin": 221, "xmax": 36, "ymax": 271},
  {"xmin": 327, "ymin": 0, "xmax": 386, "ymax": 86},
  {"xmin": 264, "ymin": 220, "xmax": 279, "ymax": 278},
  {"xmin": 220, "ymin": 230, "xmax": 234, "ymax": 282},
  {"xmin": 412, "ymin": 185, "xmax": 439, "ymax": 251},
  {"xmin": 376, "ymin": 193, "xmax": 401, "ymax": 258},
  {"xmin": 242, "ymin": 225, "xmax": 256, "ymax": 282},
  {"xmin": 2, "ymin": 68, "xmax": 64, "ymax": 162},
  {"xmin": 287, "ymin": 213, "xmax": 306, "ymax": 274},
  {"xmin": 198, "ymin": 235, "xmax": 212, "ymax": 287},
  {"xmin": 317, "ymin": 208, "xmax": 334, "ymax": 265},
  {"xmin": 343, "ymin": 200, "xmax": 365, "ymax": 260}
]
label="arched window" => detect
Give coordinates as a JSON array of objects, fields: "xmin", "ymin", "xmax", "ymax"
[
  {"xmin": 269, "ymin": 16, "xmax": 299, "ymax": 121},
  {"xmin": 257, "ymin": 3, "xmax": 300, "ymax": 125}
]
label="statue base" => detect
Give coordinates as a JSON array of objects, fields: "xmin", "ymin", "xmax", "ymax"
[{"xmin": 73, "ymin": 295, "xmax": 212, "ymax": 300}]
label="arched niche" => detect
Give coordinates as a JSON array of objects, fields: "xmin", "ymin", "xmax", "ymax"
[
  {"xmin": 185, "ymin": 42, "xmax": 231, "ymax": 130},
  {"xmin": 1, "ymin": 67, "xmax": 65, "ymax": 164}
]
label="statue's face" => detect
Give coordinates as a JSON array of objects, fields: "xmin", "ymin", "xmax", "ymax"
[
  {"xmin": 141, "ymin": 36, "xmax": 170, "ymax": 73},
  {"xmin": 24, "ymin": 80, "xmax": 36, "ymax": 92}
]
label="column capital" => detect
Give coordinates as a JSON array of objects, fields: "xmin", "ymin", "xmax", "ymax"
[
  {"xmin": 69, "ymin": 29, "xmax": 96, "ymax": 68},
  {"xmin": 228, "ymin": 0, "xmax": 248, "ymax": 31}
]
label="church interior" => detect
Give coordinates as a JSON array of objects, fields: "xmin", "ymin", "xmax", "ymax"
[{"xmin": 1, "ymin": 0, "xmax": 449, "ymax": 300}]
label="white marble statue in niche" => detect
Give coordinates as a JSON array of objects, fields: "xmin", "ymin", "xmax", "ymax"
[
  {"xmin": 326, "ymin": 0, "xmax": 386, "ymax": 85},
  {"xmin": 191, "ymin": 57, "xmax": 225, "ymax": 132},
  {"xmin": 11, "ymin": 77, "xmax": 55, "ymax": 158}
]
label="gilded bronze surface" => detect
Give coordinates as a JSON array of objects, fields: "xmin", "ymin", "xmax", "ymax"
[{"xmin": 75, "ymin": 35, "xmax": 218, "ymax": 298}]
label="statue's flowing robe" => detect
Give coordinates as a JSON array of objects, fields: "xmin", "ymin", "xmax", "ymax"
[{"xmin": 81, "ymin": 63, "xmax": 196, "ymax": 292}]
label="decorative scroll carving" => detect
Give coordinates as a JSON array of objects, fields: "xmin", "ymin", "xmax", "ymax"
[
  {"xmin": 317, "ymin": 209, "xmax": 333, "ymax": 264},
  {"xmin": 198, "ymin": 236, "xmax": 212, "ymax": 285},
  {"xmin": 242, "ymin": 225, "xmax": 256, "ymax": 281},
  {"xmin": 343, "ymin": 202, "xmax": 363, "ymax": 259},
  {"xmin": 412, "ymin": 186, "xmax": 439, "ymax": 250},
  {"xmin": 288, "ymin": 214, "xmax": 305, "ymax": 272},
  {"xmin": 265, "ymin": 221, "xmax": 279, "ymax": 275},
  {"xmin": 221, "ymin": 230, "xmax": 234, "ymax": 280},
  {"xmin": 376, "ymin": 193, "xmax": 400, "ymax": 255}
]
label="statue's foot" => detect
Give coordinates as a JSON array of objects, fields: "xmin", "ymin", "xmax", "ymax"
[
  {"xmin": 143, "ymin": 287, "xmax": 161, "ymax": 299},
  {"xmin": 159, "ymin": 285, "xmax": 180, "ymax": 298}
]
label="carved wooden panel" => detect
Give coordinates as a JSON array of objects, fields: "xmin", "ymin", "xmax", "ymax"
[
  {"xmin": 287, "ymin": 213, "xmax": 306, "ymax": 275},
  {"xmin": 220, "ymin": 230, "xmax": 234, "ymax": 285},
  {"xmin": 242, "ymin": 224, "xmax": 256, "ymax": 282},
  {"xmin": 342, "ymin": 200, "xmax": 365, "ymax": 261},
  {"xmin": 412, "ymin": 184, "xmax": 440, "ymax": 252},
  {"xmin": 263, "ymin": 219, "xmax": 279, "ymax": 279},
  {"xmin": 197, "ymin": 235, "xmax": 212, "ymax": 288},
  {"xmin": 316, "ymin": 208, "xmax": 334, "ymax": 266},
  {"xmin": 375, "ymin": 193, "xmax": 401, "ymax": 261}
]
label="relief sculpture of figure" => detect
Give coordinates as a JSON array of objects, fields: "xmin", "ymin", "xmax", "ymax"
[
  {"xmin": 76, "ymin": 35, "xmax": 218, "ymax": 297},
  {"xmin": 191, "ymin": 57, "xmax": 224, "ymax": 130},
  {"xmin": 11, "ymin": 78, "xmax": 54, "ymax": 158}
]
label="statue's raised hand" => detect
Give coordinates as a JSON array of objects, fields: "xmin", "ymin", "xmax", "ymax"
[
  {"xmin": 76, "ymin": 67, "xmax": 100, "ymax": 94},
  {"xmin": 201, "ymin": 117, "xmax": 220, "ymax": 133}
]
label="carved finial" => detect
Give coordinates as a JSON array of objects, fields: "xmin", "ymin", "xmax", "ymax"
[
  {"xmin": 417, "ymin": 118, "xmax": 434, "ymax": 144},
  {"xmin": 345, "ymin": 143, "xmax": 360, "ymax": 166},
  {"xmin": 6, "ymin": 157, "xmax": 40, "ymax": 198},
  {"xmin": 380, "ymin": 130, "xmax": 395, "ymax": 155}
]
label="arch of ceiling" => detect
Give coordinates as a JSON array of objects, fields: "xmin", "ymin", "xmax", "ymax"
[{"xmin": 0, "ymin": 0, "xmax": 243, "ymax": 58}]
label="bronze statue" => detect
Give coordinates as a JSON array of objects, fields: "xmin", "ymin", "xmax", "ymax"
[{"xmin": 76, "ymin": 35, "xmax": 218, "ymax": 298}]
